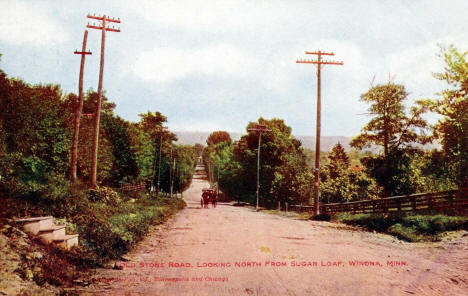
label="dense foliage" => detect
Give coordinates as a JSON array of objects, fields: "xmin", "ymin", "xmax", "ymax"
[
  {"xmin": 203, "ymin": 119, "xmax": 379, "ymax": 208},
  {"xmin": 0, "ymin": 59, "xmax": 196, "ymax": 265},
  {"xmin": 0, "ymin": 67, "xmax": 197, "ymax": 197},
  {"xmin": 419, "ymin": 46, "xmax": 468, "ymax": 188},
  {"xmin": 206, "ymin": 131, "xmax": 232, "ymax": 146},
  {"xmin": 320, "ymin": 143, "xmax": 381, "ymax": 203},
  {"xmin": 350, "ymin": 47, "xmax": 466, "ymax": 195}
]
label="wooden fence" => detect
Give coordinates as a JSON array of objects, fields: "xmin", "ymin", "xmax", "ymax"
[
  {"xmin": 291, "ymin": 188, "xmax": 468, "ymax": 215},
  {"xmin": 119, "ymin": 182, "xmax": 147, "ymax": 192}
]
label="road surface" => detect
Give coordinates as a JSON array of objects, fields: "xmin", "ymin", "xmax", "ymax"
[{"xmin": 81, "ymin": 166, "xmax": 467, "ymax": 295}]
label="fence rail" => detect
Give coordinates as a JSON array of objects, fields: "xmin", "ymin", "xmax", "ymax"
[
  {"xmin": 290, "ymin": 188, "xmax": 468, "ymax": 215},
  {"xmin": 119, "ymin": 182, "xmax": 147, "ymax": 192}
]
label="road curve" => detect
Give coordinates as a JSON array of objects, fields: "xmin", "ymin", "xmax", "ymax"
[{"xmin": 81, "ymin": 167, "xmax": 468, "ymax": 295}]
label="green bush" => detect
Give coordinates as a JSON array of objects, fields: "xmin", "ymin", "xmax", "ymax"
[
  {"xmin": 336, "ymin": 213, "xmax": 467, "ymax": 242},
  {"xmin": 388, "ymin": 224, "xmax": 425, "ymax": 242},
  {"xmin": 72, "ymin": 195, "xmax": 186, "ymax": 266},
  {"xmin": 87, "ymin": 186, "xmax": 121, "ymax": 205}
]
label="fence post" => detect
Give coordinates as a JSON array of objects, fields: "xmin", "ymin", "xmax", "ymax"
[{"xmin": 286, "ymin": 202, "xmax": 288, "ymax": 212}]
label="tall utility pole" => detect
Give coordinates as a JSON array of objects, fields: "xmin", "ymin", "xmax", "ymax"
[
  {"xmin": 170, "ymin": 157, "xmax": 176, "ymax": 198},
  {"xmin": 70, "ymin": 30, "xmax": 92, "ymax": 182},
  {"xmin": 216, "ymin": 166, "xmax": 220, "ymax": 197},
  {"xmin": 180, "ymin": 168, "xmax": 183, "ymax": 198},
  {"xmin": 156, "ymin": 126, "xmax": 167, "ymax": 195},
  {"xmin": 297, "ymin": 50, "xmax": 343, "ymax": 215},
  {"xmin": 247, "ymin": 124, "xmax": 272, "ymax": 211},
  {"xmin": 87, "ymin": 13, "xmax": 121, "ymax": 188}
]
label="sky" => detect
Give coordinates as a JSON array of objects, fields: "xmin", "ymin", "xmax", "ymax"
[{"xmin": 0, "ymin": 0, "xmax": 467, "ymax": 136}]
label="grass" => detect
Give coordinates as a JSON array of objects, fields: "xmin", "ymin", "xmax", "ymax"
[
  {"xmin": 260, "ymin": 209, "xmax": 314, "ymax": 220},
  {"xmin": 1, "ymin": 185, "xmax": 186, "ymax": 267},
  {"xmin": 335, "ymin": 213, "xmax": 468, "ymax": 242},
  {"xmin": 73, "ymin": 194, "xmax": 186, "ymax": 266}
]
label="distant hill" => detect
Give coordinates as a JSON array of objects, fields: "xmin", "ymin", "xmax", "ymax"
[
  {"xmin": 175, "ymin": 131, "xmax": 438, "ymax": 153},
  {"xmin": 175, "ymin": 131, "xmax": 352, "ymax": 152}
]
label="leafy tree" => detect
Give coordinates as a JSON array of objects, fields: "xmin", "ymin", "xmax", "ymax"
[
  {"xmin": 101, "ymin": 114, "xmax": 139, "ymax": 186},
  {"xmin": 320, "ymin": 144, "xmax": 381, "ymax": 203},
  {"xmin": 209, "ymin": 118, "xmax": 310, "ymax": 207},
  {"xmin": 326, "ymin": 143, "xmax": 349, "ymax": 178},
  {"xmin": 0, "ymin": 78, "xmax": 71, "ymax": 184},
  {"xmin": 351, "ymin": 83, "xmax": 430, "ymax": 156},
  {"xmin": 206, "ymin": 131, "xmax": 232, "ymax": 146},
  {"xmin": 360, "ymin": 149, "xmax": 421, "ymax": 196},
  {"xmin": 351, "ymin": 82, "xmax": 431, "ymax": 196},
  {"xmin": 419, "ymin": 46, "xmax": 468, "ymax": 187}
]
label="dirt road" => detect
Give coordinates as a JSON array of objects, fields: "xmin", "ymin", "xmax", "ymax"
[{"xmin": 81, "ymin": 167, "xmax": 467, "ymax": 295}]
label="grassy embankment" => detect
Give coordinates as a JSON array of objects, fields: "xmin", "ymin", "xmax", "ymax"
[
  {"xmin": 260, "ymin": 209, "xmax": 467, "ymax": 242},
  {"xmin": 1, "ymin": 184, "xmax": 186, "ymax": 265},
  {"xmin": 335, "ymin": 213, "xmax": 467, "ymax": 242},
  {"xmin": 1, "ymin": 183, "xmax": 186, "ymax": 291}
]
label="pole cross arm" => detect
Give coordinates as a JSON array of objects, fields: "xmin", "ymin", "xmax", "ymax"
[
  {"xmin": 248, "ymin": 128, "xmax": 272, "ymax": 133},
  {"xmin": 296, "ymin": 60, "xmax": 343, "ymax": 65},
  {"xmin": 74, "ymin": 50, "xmax": 92, "ymax": 55},
  {"xmin": 87, "ymin": 14, "xmax": 121, "ymax": 23},
  {"xmin": 248, "ymin": 124, "xmax": 272, "ymax": 133},
  {"xmin": 305, "ymin": 51, "xmax": 335, "ymax": 56},
  {"xmin": 86, "ymin": 24, "xmax": 121, "ymax": 32}
]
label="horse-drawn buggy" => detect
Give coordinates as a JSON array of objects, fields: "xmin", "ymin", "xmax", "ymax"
[{"xmin": 201, "ymin": 188, "xmax": 218, "ymax": 208}]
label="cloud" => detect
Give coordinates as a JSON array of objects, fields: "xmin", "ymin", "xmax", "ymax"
[
  {"xmin": 383, "ymin": 35, "xmax": 468, "ymax": 96},
  {"xmin": 133, "ymin": 43, "xmax": 258, "ymax": 83},
  {"xmin": 130, "ymin": 0, "xmax": 291, "ymax": 33},
  {"xmin": 0, "ymin": 1, "xmax": 68, "ymax": 46}
]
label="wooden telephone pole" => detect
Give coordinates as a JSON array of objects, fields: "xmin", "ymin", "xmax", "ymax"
[
  {"xmin": 70, "ymin": 30, "xmax": 92, "ymax": 182},
  {"xmin": 296, "ymin": 50, "xmax": 343, "ymax": 215},
  {"xmin": 87, "ymin": 14, "xmax": 121, "ymax": 188},
  {"xmin": 156, "ymin": 126, "xmax": 167, "ymax": 195},
  {"xmin": 247, "ymin": 124, "xmax": 272, "ymax": 210}
]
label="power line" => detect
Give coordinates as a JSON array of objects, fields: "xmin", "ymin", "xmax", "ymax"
[{"xmin": 296, "ymin": 50, "xmax": 343, "ymax": 215}]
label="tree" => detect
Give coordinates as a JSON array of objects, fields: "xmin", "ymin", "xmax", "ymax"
[
  {"xmin": 350, "ymin": 83, "xmax": 430, "ymax": 156},
  {"xmin": 420, "ymin": 46, "xmax": 468, "ymax": 188},
  {"xmin": 320, "ymin": 144, "xmax": 381, "ymax": 203},
  {"xmin": 129, "ymin": 111, "xmax": 177, "ymax": 190},
  {"xmin": 234, "ymin": 118, "xmax": 309, "ymax": 207},
  {"xmin": 351, "ymin": 82, "xmax": 431, "ymax": 196},
  {"xmin": 101, "ymin": 114, "xmax": 139, "ymax": 186},
  {"xmin": 326, "ymin": 143, "xmax": 349, "ymax": 178},
  {"xmin": 206, "ymin": 131, "xmax": 232, "ymax": 146}
]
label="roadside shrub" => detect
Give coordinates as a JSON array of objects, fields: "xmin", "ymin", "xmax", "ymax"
[
  {"xmin": 401, "ymin": 215, "xmax": 467, "ymax": 234},
  {"xmin": 336, "ymin": 213, "xmax": 468, "ymax": 242},
  {"xmin": 388, "ymin": 224, "xmax": 425, "ymax": 242},
  {"xmin": 336, "ymin": 213, "xmax": 399, "ymax": 232},
  {"xmin": 72, "ymin": 196, "xmax": 186, "ymax": 266},
  {"xmin": 87, "ymin": 186, "xmax": 121, "ymax": 205}
]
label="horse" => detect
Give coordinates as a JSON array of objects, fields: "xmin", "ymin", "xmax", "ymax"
[
  {"xmin": 211, "ymin": 191, "xmax": 218, "ymax": 208},
  {"xmin": 202, "ymin": 191, "xmax": 210, "ymax": 208}
]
